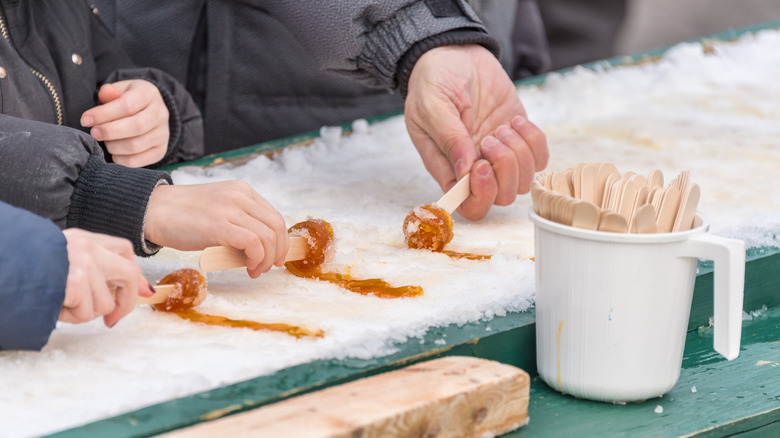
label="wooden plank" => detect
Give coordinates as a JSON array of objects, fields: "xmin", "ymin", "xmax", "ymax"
[{"xmin": 159, "ymin": 357, "xmax": 530, "ymax": 438}]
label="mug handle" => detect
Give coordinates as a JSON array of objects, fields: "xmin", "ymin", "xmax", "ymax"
[{"xmin": 679, "ymin": 233, "xmax": 745, "ymax": 360}]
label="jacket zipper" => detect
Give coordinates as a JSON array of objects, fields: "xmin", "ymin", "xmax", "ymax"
[{"xmin": 0, "ymin": 11, "xmax": 64, "ymax": 126}]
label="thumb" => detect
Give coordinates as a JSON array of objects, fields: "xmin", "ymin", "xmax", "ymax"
[
  {"xmin": 97, "ymin": 83, "xmax": 123, "ymax": 105},
  {"xmin": 429, "ymin": 107, "xmax": 480, "ymax": 180}
]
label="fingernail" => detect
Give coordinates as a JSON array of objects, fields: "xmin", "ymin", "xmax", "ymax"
[
  {"xmin": 476, "ymin": 161, "xmax": 492, "ymax": 178},
  {"xmin": 512, "ymin": 115, "xmax": 527, "ymax": 128},
  {"xmin": 91, "ymin": 127, "xmax": 102, "ymax": 140},
  {"xmin": 81, "ymin": 116, "xmax": 93, "ymax": 127},
  {"xmin": 454, "ymin": 159, "xmax": 469, "ymax": 176},
  {"xmin": 481, "ymin": 136, "xmax": 499, "ymax": 150},
  {"xmin": 148, "ymin": 284, "xmax": 156, "ymax": 294},
  {"xmin": 495, "ymin": 125, "xmax": 513, "ymax": 139}
]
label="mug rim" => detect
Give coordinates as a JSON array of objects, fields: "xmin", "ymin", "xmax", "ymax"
[{"xmin": 528, "ymin": 208, "xmax": 710, "ymax": 244}]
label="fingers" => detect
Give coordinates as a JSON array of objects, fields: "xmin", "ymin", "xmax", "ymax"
[
  {"xmin": 455, "ymin": 160, "xmax": 496, "ymax": 221},
  {"xmin": 512, "ymin": 116, "xmax": 549, "ymax": 173},
  {"xmin": 89, "ymin": 102, "xmax": 168, "ymax": 144},
  {"xmin": 471, "ymin": 115, "xmax": 548, "ymax": 204},
  {"xmin": 105, "ymin": 132, "xmax": 169, "ymax": 167},
  {"xmin": 144, "ymin": 182, "xmax": 289, "ymax": 278},
  {"xmin": 82, "ymin": 82, "xmax": 149, "ymax": 127},
  {"xmin": 480, "ymin": 132, "xmax": 520, "ymax": 205},
  {"xmin": 404, "ymin": 128, "xmax": 458, "ymax": 191},
  {"xmin": 99, "ymin": 240, "xmax": 144, "ymax": 327},
  {"xmin": 80, "ymin": 80, "xmax": 170, "ymax": 167},
  {"xmin": 60, "ymin": 229, "xmax": 148, "ymax": 327},
  {"xmin": 209, "ymin": 183, "xmax": 287, "ymax": 276},
  {"xmin": 404, "ymin": 47, "xmax": 481, "ymax": 190},
  {"xmin": 404, "ymin": 101, "xmax": 479, "ymax": 194},
  {"xmin": 97, "ymin": 83, "xmax": 122, "ymax": 105}
]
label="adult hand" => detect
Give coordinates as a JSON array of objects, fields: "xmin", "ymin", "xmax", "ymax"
[
  {"xmin": 81, "ymin": 80, "xmax": 170, "ymax": 168},
  {"xmin": 60, "ymin": 229, "xmax": 153, "ymax": 328},
  {"xmin": 404, "ymin": 44, "xmax": 549, "ymax": 221},
  {"xmin": 144, "ymin": 181, "xmax": 289, "ymax": 278}
]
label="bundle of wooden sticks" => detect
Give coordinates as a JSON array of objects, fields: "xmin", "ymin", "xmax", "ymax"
[{"xmin": 530, "ymin": 163, "xmax": 700, "ymax": 233}]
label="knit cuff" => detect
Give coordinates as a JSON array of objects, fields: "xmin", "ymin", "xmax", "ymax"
[
  {"xmin": 66, "ymin": 154, "xmax": 172, "ymax": 256},
  {"xmin": 396, "ymin": 29, "xmax": 500, "ymax": 98}
]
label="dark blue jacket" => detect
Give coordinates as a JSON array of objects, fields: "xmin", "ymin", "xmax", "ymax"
[{"xmin": 0, "ymin": 201, "xmax": 68, "ymax": 351}]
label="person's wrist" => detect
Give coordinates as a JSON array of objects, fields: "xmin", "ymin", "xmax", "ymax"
[
  {"xmin": 143, "ymin": 182, "xmax": 172, "ymax": 247},
  {"xmin": 396, "ymin": 30, "xmax": 500, "ymax": 98}
]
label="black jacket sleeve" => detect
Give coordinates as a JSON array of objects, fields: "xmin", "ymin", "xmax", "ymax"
[
  {"xmin": 0, "ymin": 202, "xmax": 68, "ymax": 351},
  {"xmin": 0, "ymin": 114, "xmax": 171, "ymax": 256}
]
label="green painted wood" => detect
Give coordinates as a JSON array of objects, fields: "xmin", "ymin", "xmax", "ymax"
[
  {"xmin": 502, "ymin": 305, "xmax": 780, "ymax": 438},
  {"xmin": 47, "ymin": 247, "xmax": 779, "ymax": 438},
  {"xmin": 160, "ymin": 110, "xmax": 402, "ymax": 172},
  {"xmin": 690, "ymin": 247, "xmax": 780, "ymax": 331}
]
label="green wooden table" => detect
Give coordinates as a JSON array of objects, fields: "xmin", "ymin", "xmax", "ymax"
[
  {"xmin": 48, "ymin": 19, "xmax": 780, "ymax": 438},
  {"xmin": 49, "ymin": 248, "xmax": 780, "ymax": 437}
]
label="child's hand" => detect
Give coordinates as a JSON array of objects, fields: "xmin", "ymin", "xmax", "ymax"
[
  {"xmin": 144, "ymin": 181, "xmax": 290, "ymax": 279},
  {"xmin": 60, "ymin": 229, "xmax": 154, "ymax": 328},
  {"xmin": 81, "ymin": 80, "xmax": 170, "ymax": 167}
]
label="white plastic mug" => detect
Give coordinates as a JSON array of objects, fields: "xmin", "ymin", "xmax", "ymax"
[{"xmin": 530, "ymin": 210, "xmax": 745, "ymax": 402}]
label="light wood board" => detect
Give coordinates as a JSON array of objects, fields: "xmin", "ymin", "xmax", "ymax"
[{"xmin": 161, "ymin": 356, "xmax": 530, "ymax": 438}]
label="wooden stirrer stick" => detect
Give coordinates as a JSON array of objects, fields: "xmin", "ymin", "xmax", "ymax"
[
  {"xmin": 435, "ymin": 174, "xmax": 471, "ymax": 214},
  {"xmin": 672, "ymin": 183, "xmax": 700, "ymax": 232},
  {"xmin": 136, "ymin": 284, "xmax": 176, "ymax": 305},
  {"xmin": 199, "ymin": 236, "xmax": 310, "ymax": 273}
]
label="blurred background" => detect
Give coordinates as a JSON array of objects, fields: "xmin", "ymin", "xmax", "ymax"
[{"xmin": 540, "ymin": 0, "xmax": 780, "ymax": 70}]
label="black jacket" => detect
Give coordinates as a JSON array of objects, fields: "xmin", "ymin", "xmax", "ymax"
[
  {"xmin": 93, "ymin": 0, "xmax": 549, "ymax": 155},
  {"xmin": 0, "ymin": 0, "xmax": 203, "ymax": 255}
]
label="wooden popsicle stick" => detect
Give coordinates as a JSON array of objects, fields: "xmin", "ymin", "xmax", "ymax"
[
  {"xmin": 601, "ymin": 173, "xmax": 618, "ymax": 209},
  {"xmin": 543, "ymin": 172, "xmax": 553, "ymax": 190},
  {"xmin": 607, "ymin": 177, "xmax": 623, "ymax": 211},
  {"xmin": 598, "ymin": 211, "xmax": 628, "ymax": 233},
  {"xmin": 572, "ymin": 163, "xmax": 585, "ymax": 199},
  {"xmin": 580, "ymin": 164, "xmax": 596, "ymax": 204},
  {"xmin": 656, "ymin": 186, "xmax": 682, "ymax": 233},
  {"xmin": 550, "ymin": 194, "xmax": 562, "ymax": 224},
  {"xmin": 617, "ymin": 180, "xmax": 640, "ymax": 221},
  {"xmin": 564, "ymin": 168, "xmax": 574, "ymax": 195},
  {"xmin": 596, "ymin": 162, "xmax": 619, "ymax": 207},
  {"xmin": 435, "ymin": 174, "xmax": 470, "ymax": 214},
  {"xmin": 632, "ymin": 204, "xmax": 657, "ymax": 234},
  {"xmin": 571, "ymin": 201, "xmax": 599, "ymax": 230},
  {"xmin": 626, "ymin": 185, "xmax": 649, "ymax": 228},
  {"xmin": 649, "ymin": 187, "xmax": 663, "ymax": 216},
  {"xmin": 564, "ymin": 197, "xmax": 577, "ymax": 226},
  {"xmin": 646, "ymin": 169, "xmax": 663, "ymax": 189},
  {"xmin": 199, "ymin": 236, "xmax": 310, "ymax": 273},
  {"xmin": 530, "ymin": 181, "xmax": 545, "ymax": 214},
  {"xmin": 551, "ymin": 172, "xmax": 571, "ymax": 196},
  {"xmin": 136, "ymin": 284, "xmax": 176, "ymax": 305},
  {"xmin": 539, "ymin": 191, "xmax": 552, "ymax": 220},
  {"xmin": 672, "ymin": 183, "xmax": 700, "ymax": 232}
]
